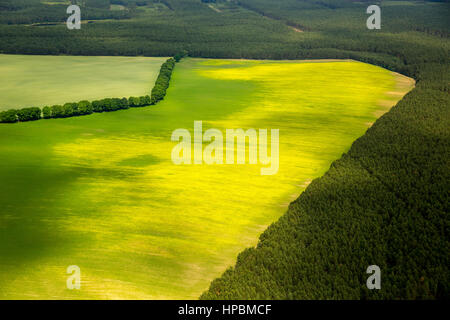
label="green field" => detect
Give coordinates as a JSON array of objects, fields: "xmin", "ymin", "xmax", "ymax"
[
  {"xmin": 0, "ymin": 58, "xmax": 413, "ymax": 299},
  {"xmin": 0, "ymin": 54, "xmax": 166, "ymax": 110}
]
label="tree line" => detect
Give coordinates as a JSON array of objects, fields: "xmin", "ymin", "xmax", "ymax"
[
  {"xmin": 0, "ymin": 57, "xmax": 177, "ymax": 123},
  {"xmin": 150, "ymin": 57, "xmax": 176, "ymax": 104}
]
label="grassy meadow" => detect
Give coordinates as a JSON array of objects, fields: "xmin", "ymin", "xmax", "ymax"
[
  {"xmin": 0, "ymin": 54, "xmax": 166, "ymax": 110},
  {"xmin": 0, "ymin": 58, "xmax": 413, "ymax": 299}
]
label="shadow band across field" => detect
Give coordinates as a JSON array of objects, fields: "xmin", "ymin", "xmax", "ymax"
[{"xmin": 0, "ymin": 58, "xmax": 413, "ymax": 299}]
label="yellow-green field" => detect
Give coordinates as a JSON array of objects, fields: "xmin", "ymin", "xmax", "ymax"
[
  {"xmin": 0, "ymin": 58, "xmax": 413, "ymax": 299},
  {"xmin": 0, "ymin": 54, "xmax": 166, "ymax": 110}
]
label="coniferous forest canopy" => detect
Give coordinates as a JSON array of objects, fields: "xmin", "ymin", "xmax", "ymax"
[{"xmin": 0, "ymin": 0, "xmax": 449, "ymax": 300}]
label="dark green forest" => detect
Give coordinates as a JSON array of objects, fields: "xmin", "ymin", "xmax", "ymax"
[
  {"xmin": 0, "ymin": 0, "xmax": 449, "ymax": 299},
  {"xmin": 0, "ymin": 0, "xmax": 135, "ymax": 24}
]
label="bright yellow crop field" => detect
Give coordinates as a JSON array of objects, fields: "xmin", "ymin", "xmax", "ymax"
[{"xmin": 0, "ymin": 58, "xmax": 413, "ymax": 299}]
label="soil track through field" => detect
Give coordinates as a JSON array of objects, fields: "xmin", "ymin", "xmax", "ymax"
[
  {"xmin": 289, "ymin": 26, "xmax": 303, "ymax": 33},
  {"xmin": 208, "ymin": 4, "xmax": 221, "ymax": 13},
  {"xmin": 236, "ymin": 2, "xmax": 305, "ymax": 33}
]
